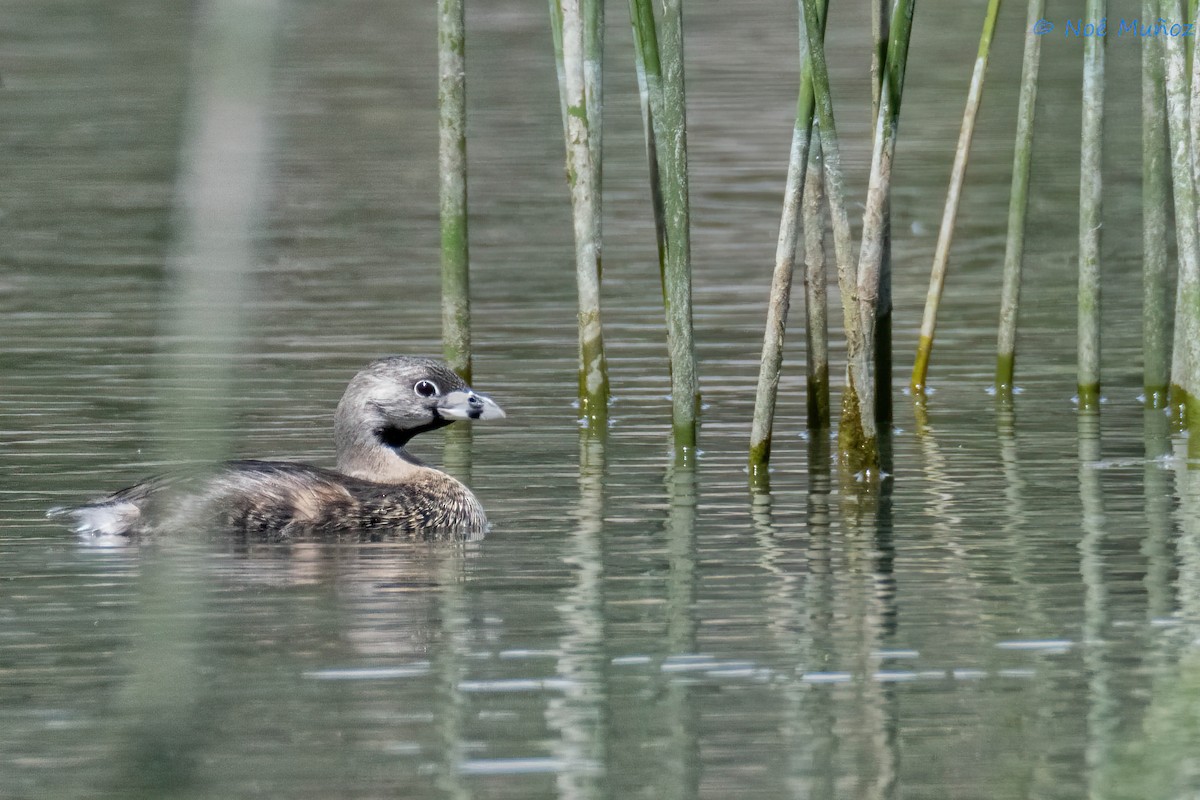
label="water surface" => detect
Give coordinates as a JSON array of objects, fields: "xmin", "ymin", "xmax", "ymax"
[{"xmin": 2, "ymin": 1, "xmax": 1198, "ymax": 798}]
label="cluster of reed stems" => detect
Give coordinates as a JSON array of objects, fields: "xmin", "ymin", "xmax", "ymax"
[
  {"xmin": 545, "ymin": 0, "xmax": 701, "ymax": 452},
  {"xmin": 914, "ymin": 0, "xmax": 1200, "ymax": 455},
  {"xmin": 750, "ymin": 0, "xmax": 916, "ymax": 487},
  {"xmin": 440, "ymin": 0, "xmax": 699, "ymax": 454},
  {"xmin": 754, "ymin": 0, "xmax": 1200, "ymax": 481},
  {"xmin": 438, "ymin": 0, "xmax": 1200, "ymax": 473}
]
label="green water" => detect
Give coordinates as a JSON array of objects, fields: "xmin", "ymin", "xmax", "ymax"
[{"xmin": 2, "ymin": 0, "xmax": 1198, "ymax": 798}]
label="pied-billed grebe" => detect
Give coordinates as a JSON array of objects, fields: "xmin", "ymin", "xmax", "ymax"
[{"xmin": 47, "ymin": 356, "xmax": 505, "ymax": 540}]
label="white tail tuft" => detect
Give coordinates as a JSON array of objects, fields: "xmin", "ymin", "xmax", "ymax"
[{"xmin": 47, "ymin": 503, "xmax": 140, "ymax": 537}]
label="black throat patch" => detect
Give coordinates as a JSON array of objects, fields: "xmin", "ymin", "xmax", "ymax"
[{"xmin": 376, "ymin": 417, "xmax": 452, "ymax": 450}]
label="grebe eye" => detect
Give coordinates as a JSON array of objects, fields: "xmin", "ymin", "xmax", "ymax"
[{"xmin": 414, "ymin": 380, "xmax": 440, "ymax": 398}]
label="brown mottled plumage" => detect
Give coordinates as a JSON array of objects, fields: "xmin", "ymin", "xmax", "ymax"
[{"xmin": 47, "ymin": 357, "xmax": 505, "ymax": 541}]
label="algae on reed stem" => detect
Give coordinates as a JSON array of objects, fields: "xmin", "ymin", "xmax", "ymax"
[
  {"xmin": 1076, "ymin": 0, "xmax": 1106, "ymax": 411},
  {"xmin": 1142, "ymin": 0, "xmax": 1171, "ymax": 409},
  {"xmin": 630, "ymin": 0, "xmax": 699, "ymax": 456},
  {"xmin": 996, "ymin": 0, "xmax": 1044, "ymax": 397},
  {"xmin": 439, "ymin": 0, "xmax": 471, "ymax": 382},
  {"xmin": 749, "ymin": 0, "xmax": 828, "ymax": 485},
  {"xmin": 553, "ymin": 0, "xmax": 610, "ymax": 431},
  {"xmin": 911, "ymin": 0, "xmax": 999, "ymax": 396}
]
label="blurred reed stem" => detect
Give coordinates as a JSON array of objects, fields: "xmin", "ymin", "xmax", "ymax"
[
  {"xmin": 995, "ymin": 0, "xmax": 1043, "ymax": 397},
  {"xmin": 1076, "ymin": 0, "xmax": 1105, "ymax": 411},
  {"xmin": 555, "ymin": 0, "xmax": 610, "ymax": 432},
  {"xmin": 748, "ymin": 0, "xmax": 828, "ymax": 487},
  {"xmin": 631, "ymin": 0, "xmax": 699, "ymax": 457},
  {"xmin": 1142, "ymin": 0, "xmax": 1171, "ymax": 409},
  {"xmin": 110, "ymin": 0, "xmax": 280, "ymax": 795},
  {"xmin": 439, "ymin": 0, "xmax": 471, "ymax": 381},
  {"xmin": 911, "ymin": 0, "xmax": 999, "ymax": 395}
]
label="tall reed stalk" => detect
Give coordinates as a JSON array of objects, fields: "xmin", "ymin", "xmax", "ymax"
[
  {"xmin": 911, "ymin": 0, "xmax": 1000, "ymax": 394},
  {"xmin": 1191, "ymin": 0, "xmax": 1200, "ymax": 206},
  {"xmin": 995, "ymin": 0, "xmax": 1044, "ymax": 395},
  {"xmin": 584, "ymin": 0, "xmax": 604, "ymax": 279},
  {"xmin": 631, "ymin": 0, "xmax": 699, "ymax": 455},
  {"xmin": 794, "ymin": 0, "xmax": 868, "ymax": 473},
  {"xmin": 1142, "ymin": 0, "xmax": 1171, "ymax": 409},
  {"xmin": 804, "ymin": 137, "xmax": 830, "ymax": 431},
  {"xmin": 1182, "ymin": 11, "xmax": 1200, "ymax": 448},
  {"xmin": 854, "ymin": 0, "xmax": 916, "ymax": 447},
  {"xmin": 871, "ymin": 0, "xmax": 888, "ymax": 121},
  {"xmin": 439, "ymin": 0, "xmax": 471, "ymax": 381},
  {"xmin": 749, "ymin": 0, "xmax": 828, "ymax": 484},
  {"xmin": 549, "ymin": 0, "xmax": 568, "ymax": 128},
  {"xmin": 1076, "ymin": 0, "xmax": 1106, "ymax": 411},
  {"xmin": 1191, "ymin": 0, "xmax": 1198, "ymax": 72},
  {"xmin": 658, "ymin": 0, "xmax": 698, "ymax": 455},
  {"xmin": 555, "ymin": 0, "xmax": 610, "ymax": 431},
  {"xmin": 1161, "ymin": 0, "xmax": 1198, "ymax": 427},
  {"xmin": 628, "ymin": 0, "xmax": 667, "ymax": 286},
  {"xmin": 870, "ymin": 0, "xmax": 893, "ymax": 427}
]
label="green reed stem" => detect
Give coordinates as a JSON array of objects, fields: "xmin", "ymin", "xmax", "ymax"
[
  {"xmin": 871, "ymin": 0, "xmax": 888, "ymax": 123},
  {"xmin": 796, "ymin": 0, "xmax": 869, "ymax": 473},
  {"xmin": 557, "ymin": 0, "xmax": 610, "ymax": 431},
  {"xmin": 855, "ymin": 0, "xmax": 915, "ymax": 442},
  {"xmin": 804, "ymin": 135, "xmax": 830, "ymax": 431},
  {"xmin": 1076, "ymin": 0, "xmax": 1105, "ymax": 411},
  {"xmin": 631, "ymin": 0, "xmax": 699, "ymax": 456},
  {"xmin": 659, "ymin": 0, "xmax": 699, "ymax": 456},
  {"xmin": 1183, "ymin": 4, "xmax": 1200, "ymax": 442},
  {"xmin": 996, "ymin": 0, "xmax": 1043, "ymax": 396},
  {"xmin": 439, "ymin": 0, "xmax": 471, "ymax": 381},
  {"xmin": 1162, "ymin": 0, "xmax": 1199, "ymax": 425},
  {"xmin": 1190, "ymin": 4, "xmax": 1200, "ymax": 202},
  {"xmin": 584, "ymin": 0, "xmax": 603, "ymax": 281},
  {"xmin": 749, "ymin": 0, "xmax": 828, "ymax": 484},
  {"xmin": 549, "ymin": 0, "xmax": 568, "ymax": 131},
  {"xmin": 870, "ymin": 0, "xmax": 895, "ymax": 428},
  {"xmin": 1177, "ymin": 0, "xmax": 1200, "ymax": 427},
  {"xmin": 628, "ymin": 0, "xmax": 667, "ymax": 293},
  {"xmin": 912, "ymin": 0, "xmax": 999, "ymax": 396},
  {"xmin": 1190, "ymin": 0, "xmax": 1198, "ymax": 76},
  {"xmin": 1143, "ymin": 0, "xmax": 1171, "ymax": 409}
]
